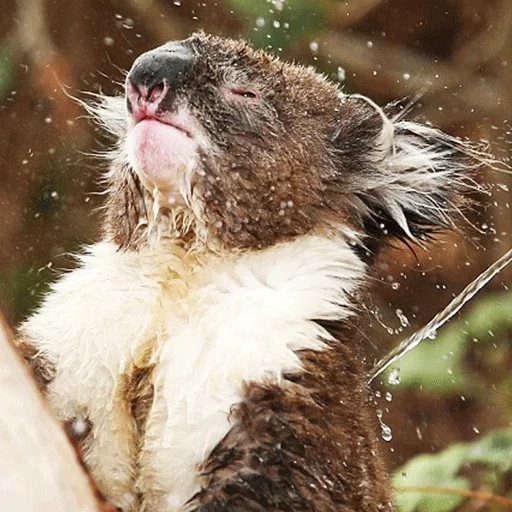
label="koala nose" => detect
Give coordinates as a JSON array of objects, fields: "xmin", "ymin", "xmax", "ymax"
[{"xmin": 126, "ymin": 46, "xmax": 193, "ymax": 107}]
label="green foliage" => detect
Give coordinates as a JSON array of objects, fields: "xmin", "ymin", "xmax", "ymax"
[
  {"xmin": 467, "ymin": 428, "xmax": 512, "ymax": 472},
  {"xmin": 0, "ymin": 45, "xmax": 14, "ymax": 99},
  {"xmin": 393, "ymin": 444, "xmax": 469, "ymax": 512},
  {"xmin": 384, "ymin": 292, "xmax": 512, "ymax": 393},
  {"xmin": 393, "ymin": 428, "xmax": 512, "ymax": 512}
]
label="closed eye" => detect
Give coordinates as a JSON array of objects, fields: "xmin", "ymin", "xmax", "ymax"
[{"xmin": 229, "ymin": 88, "xmax": 260, "ymax": 100}]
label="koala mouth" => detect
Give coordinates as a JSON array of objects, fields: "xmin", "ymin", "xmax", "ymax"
[
  {"xmin": 138, "ymin": 114, "xmax": 193, "ymax": 139},
  {"xmin": 131, "ymin": 111, "xmax": 195, "ymax": 141},
  {"xmin": 125, "ymin": 80, "xmax": 199, "ymax": 201}
]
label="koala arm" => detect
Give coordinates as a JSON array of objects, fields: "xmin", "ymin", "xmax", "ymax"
[{"xmin": 14, "ymin": 336, "xmax": 56, "ymax": 392}]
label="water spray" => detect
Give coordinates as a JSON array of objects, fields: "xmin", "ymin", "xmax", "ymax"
[{"xmin": 369, "ymin": 246, "xmax": 512, "ymax": 383}]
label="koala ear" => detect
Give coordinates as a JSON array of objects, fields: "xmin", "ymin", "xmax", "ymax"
[{"xmin": 329, "ymin": 94, "xmax": 488, "ymax": 246}]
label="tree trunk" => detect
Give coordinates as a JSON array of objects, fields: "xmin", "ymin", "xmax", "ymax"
[{"xmin": 0, "ymin": 314, "xmax": 102, "ymax": 512}]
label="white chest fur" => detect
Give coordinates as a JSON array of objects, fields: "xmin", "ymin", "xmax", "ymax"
[{"xmin": 21, "ymin": 236, "xmax": 365, "ymax": 511}]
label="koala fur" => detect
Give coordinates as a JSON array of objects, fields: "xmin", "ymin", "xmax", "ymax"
[{"xmin": 17, "ymin": 32, "xmax": 485, "ymax": 512}]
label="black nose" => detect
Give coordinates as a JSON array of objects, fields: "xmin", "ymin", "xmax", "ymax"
[{"xmin": 127, "ymin": 46, "xmax": 194, "ymax": 95}]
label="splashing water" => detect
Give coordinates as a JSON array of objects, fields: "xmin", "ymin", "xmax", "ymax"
[
  {"xmin": 387, "ymin": 368, "xmax": 400, "ymax": 386},
  {"xmin": 395, "ymin": 309, "xmax": 410, "ymax": 328},
  {"xmin": 369, "ymin": 246, "xmax": 512, "ymax": 383},
  {"xmin": 377, "ymin": 410, "xmax": 393, "ymax": 442}
]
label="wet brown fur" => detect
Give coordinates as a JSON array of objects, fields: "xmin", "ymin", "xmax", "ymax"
[
  {"xmin": 127, "ymin": 364, "xmax": 155, "ymax": 441},
  {"xmin": 15, "ymin": 336, "xmax": 56, "ymax": 391},
  {"xmin": 190, "ymin": 324, "xmax": 392, "ymax": 512}
]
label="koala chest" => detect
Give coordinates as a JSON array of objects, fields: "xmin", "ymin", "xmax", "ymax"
[
  {"xmin": 22, "ymin": 238, "xmax": 363, "ymax": 511},
  {"xmin": 75, "ymin": 283, "xmax": 302, "ymax": 511},
  {"xmin": 31, "ymin": 259, "xmax": 245, "ymax": 509}
]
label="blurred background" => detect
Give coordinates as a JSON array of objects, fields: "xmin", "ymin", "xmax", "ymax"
[{"xmin": 0, "ymin": 0, "xmax": 511, "ymax": 510}]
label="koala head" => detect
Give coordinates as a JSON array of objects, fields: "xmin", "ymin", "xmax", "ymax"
[{"xmin": 93, "ymin": 32, "xmax": 485, "ymax": 255}]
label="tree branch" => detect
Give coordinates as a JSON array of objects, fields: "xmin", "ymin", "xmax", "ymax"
[{"xmin": 0, "ymin": 315, "xmax": 102, "ymax": 511}]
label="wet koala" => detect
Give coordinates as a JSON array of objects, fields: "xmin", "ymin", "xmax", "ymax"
[{"xmin": 17, "ymin": 32, "xmax": 484, "ymax": 512}]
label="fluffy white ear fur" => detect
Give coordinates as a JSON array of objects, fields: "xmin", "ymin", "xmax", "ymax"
[{"xmin": 342, "ymin": 95, "xmax": 490, "ymax": 241}]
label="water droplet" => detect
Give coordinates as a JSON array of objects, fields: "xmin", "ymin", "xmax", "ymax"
[
  {"xmin": 70, "ymin": 417, "xmax": 90, "ymax": 439},
  {"xmin": 377, "ymin": 410, "xmax": 393, "ymax": 442},
  {"xmin": 273, "ymin": 20, "xmax": 280, "ymax": 28},
  {"xmin": 403, "ymin": 72, "xmax": 411, "ymax": 80},
  {"xmin": 391, "ymin": 282, "xmax": 400, "ymax": 290},
  {"xmin": 366, "ymin": 40, "xmax": 374, "ymax": 48},
  {"xmin": 337, "ymin": 66, "xmax": 346, "ymax": 82},
  {"xmin": 309, "ymin": 41, "xmax": 319, "ymax": 53},
  {"xmin": 103, "ymin": 36, "xmax": 114, "ymax": 46},
  {"xmin": 385, "ymin": 391, "xmax": 393, "ymax": 402},
  {"xmin": 395, "ymin": 309, "xmax": 409, "ymax": 327},
  {"xmin": 388, "ymin": 368, "xmax": 400, "ymax": 386},
  {"xmin": 272, "ymin": 0, "xmax": 285, "ymax": 10},
  {"xmin": 256, "ymin": 17, "xmax": 265, "ymax": 28},
  {"xmin": 122, "ymin": 17, "xmax": 134, "ymax": 29}
]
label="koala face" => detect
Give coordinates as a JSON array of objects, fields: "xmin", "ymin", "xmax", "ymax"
[
  {"xmin": 121, "ymin": 33, "xmax": 347, "ymax": 250},
  {"xmin": 96, "ymin": 32, "xmax": 484, "ymax": 254}
]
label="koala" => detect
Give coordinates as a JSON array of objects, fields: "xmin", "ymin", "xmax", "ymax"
[{"xmin": 17, "ymin": 32, "xmax": 484, "ymax": 512}]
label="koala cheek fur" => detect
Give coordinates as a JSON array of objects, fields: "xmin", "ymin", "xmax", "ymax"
[{"xmin": 17, "ymin": 31, "xmax": 489, "ymax": 512}]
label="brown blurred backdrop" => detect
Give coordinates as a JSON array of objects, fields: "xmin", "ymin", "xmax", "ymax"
[{"xmin": 0, "ymin": 0, "xmax": 511, "ymax": 507}]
